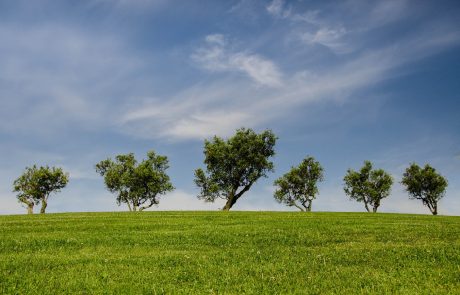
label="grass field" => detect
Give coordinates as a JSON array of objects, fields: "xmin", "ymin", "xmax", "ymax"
[{"xmin": 0, "ymin": 211, "xmax": 459, "ymax": 294}]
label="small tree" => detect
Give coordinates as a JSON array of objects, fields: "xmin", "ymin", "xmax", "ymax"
[
  {"xmin": 401, "ymin": 163, "xmax": 447, "ymax": 215},
  {"xmin": 95, "ymin": 150, "xmax": 174, "ymax": 211},
  {"xmin": 274, "ymin": 156, "xmax": 324, "ymax": 212},
  {"xmin": 13, "ymin": 169, "xmax": 39, "ymax": 214},
  {"xmin": 195, "ymin": 128, "xmax": 277, "ymax": 211},
  {"xmin": 343, "ymin": 161, "xmax": 393, "ymax": 213},
  {"xmin": 13, "ymin": 165, "xmax": 69, "ymax": 214}
]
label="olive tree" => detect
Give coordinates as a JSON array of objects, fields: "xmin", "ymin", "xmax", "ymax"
[
  {"xmin": 194, "ymin": 128, "xmax": 277, "ymax": 211},
  {"xmin": 13, "ymin": 165, "xmax": 69, "ymax": 214},
  {"xmin": 95, "ymin": 150, "xmax": 174, "ymax": 211},
  {"xmin": 401, "ymin": 163, "xmax": 447, "ymax": 215},
  {"xmin": 274, "ymin": 156, "xmax": 324, "ymax": 212},
  {"xmin": 343, "ymin": 161, "xmax": 393, "ymax": 213}
]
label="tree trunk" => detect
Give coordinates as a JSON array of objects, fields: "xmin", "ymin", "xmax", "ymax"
[
  {"xmin": 139, "ymin": 198, "xmax": 157, "ymax": 211},
  {"xmin": 372, "ymin": 206, "xmax": 378, "ymax": 213},
  {"xmin": 139, "ymin": 204, "xmax": 153, "ymax": 211},
  {"xmin": 222, "ymin": 183, "xmax": 253, "ymax": 211},
  {"xmin": 425, "ymin": 201, "xmax": 437, "ymax": 215},
  {"xmin": 132, "ymin": 198, "xmax": 139, "ymax": 212},
  {"xmin": 292, "ymin": 202, "xmax": 305, "ymax": 212},
  {"xmin": 40, "ymin": 200, "xmax": 47, "ymax": 214},
  {"xmin": 306, "ymin": 200, "xmax": 312, "ymax": 212},
  {"xmin": 363, "ymin": 201, "xmax": 370, "ymax": 212},
  {"xmin": 27, "ymin": 203, "xmax": 34, "ymax": 214},
  {"xmin": 222, "ymin": 190, "xmax": 237, "ymax": 211},
  {"xmin": 223, "ymin": 196, "xmax": 236, "ymax": 211}
]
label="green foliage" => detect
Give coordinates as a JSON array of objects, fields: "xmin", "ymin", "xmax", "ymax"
[
  {"xmin": 401, "ymin": 163, "xmax": 448, "ymax": 215},
  {"xmin": 0, "ymin": 212, "xmax": 459, "ymax": 294},
  {"xmin": 274, "ymin": 156, "xmax": 324, "ymax": 212},
  {"xmin": 13, "ymin": 165, "xmax": 69, "ymax": 214},
  {"xmin": 95, "ymin": 150, "xmax": 174, "ymax": 211},
  {"xmin": 343, "ymin": 161, "xmax": 393, "ymax": 213},
  {"xmin": 194, "ymin": 128, "xmax": 277, "ymax": 210}
]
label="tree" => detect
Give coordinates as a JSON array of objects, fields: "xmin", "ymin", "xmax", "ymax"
[
  {"xmin": 194, "ymin": 128, "xmax": 277, "ymax": 211},
  {"xmin": 273, "ymin": 156, "xmax": 324, "ymax": 212},
  {"xmin": 343, "ymin": 161, "xmax": 393, "ymax": 213},
  {"xmin": 401, "ymin": 163, "xmax": 447, "ymax": 215},
  {"xmin": 13, "ymin": 168, "xmax": 38, "ymax": 214},
  {"xmin": 95, "ymin": 150, "xmax": 174, "ymax": 211},
  {"xmin": 13, "ymin": 165, "xmax": 69, "ymax": 214}
]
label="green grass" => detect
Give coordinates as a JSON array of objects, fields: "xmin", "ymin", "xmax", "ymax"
[{"xmin": 0, "ymin": 212, "xmax": 459, "ymax": 294}]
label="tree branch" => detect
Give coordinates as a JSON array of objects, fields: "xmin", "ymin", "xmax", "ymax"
[
  {"xmin": 139, "ymin": 197, "xmax": 158, "ymax": 211},
  {"xmin": 290, "ymin": 201, "xmax": 305, "ymax": 212}
]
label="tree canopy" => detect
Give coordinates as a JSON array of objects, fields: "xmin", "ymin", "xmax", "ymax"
[
  {"xmin": 13, "ymin": 165, "xmax": 69, "ymax": 214},
  {"xmin": 194, "ymin": 128, "xmax": 277, "ymax": 211},
  {"xmin": 343, "ymin": 161, "xmax": 393, "ymax": 213},
  {"xmin": 95, "ymin": 150, "xmax": 174, "ymax": 211},
  {"xmin": 274, "ymin": 156, "xmax": 324, "ymax": 212},
  {"xmin": 401, "ymin": 163, "xmax": 447, "ymax": 215}
]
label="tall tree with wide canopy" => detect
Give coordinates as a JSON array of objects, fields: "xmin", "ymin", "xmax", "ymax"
[
  {"xmin": 96, "ymin": 150, "xmax": 174, "ymax": 211},
  {"xmin": 401, "ymin": 163, "xmax": 448, "ymax": 215},
  {"xmin": 343, "ymin": 161, "xmax": 393, "ymax": 213},
  {"xmin": 13, "ymin": 165, "xmax": 69, "ymax": 214},
  {"xmin": 274, "ymin": 156, "xmax": 324, "ymax": 212},
  {"xmin": 195, "ymin": 128, "xmax": 277, "ymax": 211}
]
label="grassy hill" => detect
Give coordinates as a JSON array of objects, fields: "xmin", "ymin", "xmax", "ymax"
[{"xmin": 0, "ymin": 211, "xmax": 459, "ymax": 294}]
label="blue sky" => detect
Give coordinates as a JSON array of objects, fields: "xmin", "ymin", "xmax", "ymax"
[{"xmin": 1, "ymin": 0, "xmax": 459, "ymax": 215}]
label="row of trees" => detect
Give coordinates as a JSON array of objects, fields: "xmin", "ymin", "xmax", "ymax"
[
  {"xmin": 273, "ymin": 156, "xmax": 446, "ymax": 215},
  {"xmin": 13, "ymin": 128, "xmax": 448, "ymax": 215}
]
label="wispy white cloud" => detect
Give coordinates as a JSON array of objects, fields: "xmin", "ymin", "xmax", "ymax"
[
  {"xmin": 123, "ymin": 107, "xmax": 255, "ymax": 140},
  {"xmin": 119, "ymin": 80, "xmax": 267, "ymax": 140},
  {"xmin": 192, "ymin": 34, "xmax": 283, "ymax": 87},
  {"xmin": 266, "ymin": 0, "xmax": 410, "ymax": 55},
  {"xmin": 120, "ymin": 21, "xmax": 460, "ymax": 141},
  {"xmin": 268, "ymin": 3, "xmax": 353, "ymax": 54},
  {"xmin": 266, "ymin": 0, "xmax": 291, "ymax": 19},
  {"xmin": 205, "ymin": 34, "xmax": 226, "ymax": 46},
  {"xmin": 300, "ymin": 26, "xmax": 350, "ymax": 54}
]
